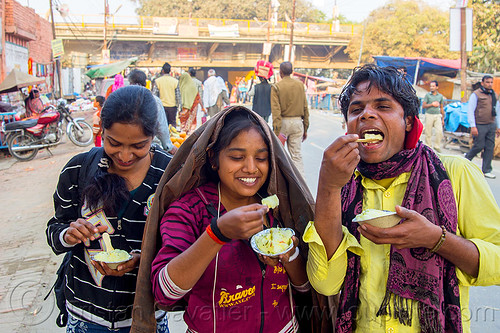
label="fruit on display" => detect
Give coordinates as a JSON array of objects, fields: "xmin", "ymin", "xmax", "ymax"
[{"xmin": 169, "ymin": 125, "xmax": 187, "ymax": 146}]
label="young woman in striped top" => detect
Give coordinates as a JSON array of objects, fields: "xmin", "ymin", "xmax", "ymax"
[{"xmin": 46, "ymin": 85, "xmax": 171, "ymax": 332}]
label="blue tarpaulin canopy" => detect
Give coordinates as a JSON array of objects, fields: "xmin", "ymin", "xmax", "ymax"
[{"xmin": 373, "ymin": 56, "xmax": 461, "ymax": 85}]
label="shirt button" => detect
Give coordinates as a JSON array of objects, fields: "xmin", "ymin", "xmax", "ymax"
[{"xmin": 384, "ymin": 191, "xmax": 391, "ymax": 198}]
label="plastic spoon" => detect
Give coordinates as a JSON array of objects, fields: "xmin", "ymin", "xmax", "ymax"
[{"xmin": 102, "ymin": 232, "xmax": 114, "ymax": 252}]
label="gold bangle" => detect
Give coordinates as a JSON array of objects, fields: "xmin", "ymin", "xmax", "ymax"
[{"xmin": 430, "ymin": 226, "xmax": 447, "ymax": 253}]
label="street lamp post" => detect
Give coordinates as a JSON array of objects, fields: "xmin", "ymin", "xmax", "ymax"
[
  {"xmin": 102, "ymin": 0, "xmax": 109, "ymax": 63},
  {"xmin": 49, "ymin": 0, "xmax": 63, "ymax": 98},
  {"xmin": 288, "ymin": 0, "xmax": 296, "ymax": 62},
  {"xmin": 188, "ymin": 0, "xmax": 193, "ymax": 21},
  {"xmin": 265, "ymin": 1, "xmax": 271, "ymax": 61}
]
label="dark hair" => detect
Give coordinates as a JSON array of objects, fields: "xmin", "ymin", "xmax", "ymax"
[
  {"xmin": 162, "ymin": 62, "xmax": 171, "ymax": 74},
  {"xmin": 128, "ymin": 69, "xmax": 147, "ymax": 87},
  {"xmin": 101, "ymin": 85, "xmax": 157, "ymax": 136},
  {"xmin": 207, "ymin": 109, "xmax": 270, "ymax": 181},
  {"xmin": 258, "ymin": 76, "xmax": 269, "ymax": 84},
  {"xmin": 339, "ymin": 64, "xmax": 419, "ymax": 120},
  {"xmin": 28, "ymin": 89, "xmax": 38, "ymax": 100},
  {"xmin": 280, "ymin": 62, "xmax": 293, "ymax": 76},
  {"xmin": 397, "ymin": 66, "xmax": 407, "ymax": 74},
  {"xmin": 482, "ymin": 75, "xmax": 493, "ymax": 82},
  {"xmin": 188, "ymin": 68, "xmax": 196, "ymax": 77},
  {"xmin": 83, "ymin": 85, "xmax": 158, "ymax": 214},
  {"xmin": 95, "ymin": 95, "xmax": 105, "ymax": 107},
  {"xmin": 430, "ymin": 80, "xmax": 438, "ymax": 86}
]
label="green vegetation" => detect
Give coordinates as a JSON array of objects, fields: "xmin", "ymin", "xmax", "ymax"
[
  {"xmin": 469, "ymin": 0, "xmax": 500, "ymax": 73},
  {"xmin": 345, "ymin": 0, "xmax": 458, "ymax": 64},
  {"xmin": 131, "ymin": 0, "xmax": 326, "ymax": 23}
]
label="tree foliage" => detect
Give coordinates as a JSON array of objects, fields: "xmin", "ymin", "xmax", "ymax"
[
  {"xmin": 131, "ymin": 0, "xmax": 326, "ymax": 23},
  {"xmin": 345, "ymin": 0, "xmax": 458, "ymax": 63},
  {"xmin": 468, "ymin": 0, "xmax": 500, "ymax": 73}
]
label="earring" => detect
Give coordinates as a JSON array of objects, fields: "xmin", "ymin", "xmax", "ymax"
[{"xmin": 211, "ymin": 165, "xmax": 217, "ymax": 170}]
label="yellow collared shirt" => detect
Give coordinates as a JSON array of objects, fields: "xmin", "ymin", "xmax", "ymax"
[{"xmin": 304, "ymin": 154, "xmax": 500, "ymax": 333}]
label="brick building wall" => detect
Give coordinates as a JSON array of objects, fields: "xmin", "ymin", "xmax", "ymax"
[
  {"xmin": 4, "ymin": 0, "xmax": 52, "ymax": 64},
  {"xmin": 29, "ymin": 15, "xmax": 52, "ymax": 64}
]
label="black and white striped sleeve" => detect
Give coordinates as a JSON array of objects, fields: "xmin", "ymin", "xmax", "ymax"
[{"xmin": 46, "ymin": 153, "xmax": 85, "ymax": 255}]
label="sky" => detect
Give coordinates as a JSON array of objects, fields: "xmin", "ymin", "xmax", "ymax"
[{"xmin": 20, "ymin": 0, "xmax": 456, "ymax": 23}]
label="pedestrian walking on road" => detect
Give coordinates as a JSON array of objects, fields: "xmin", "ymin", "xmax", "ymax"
[
  {"xmin": 306, "ymin": 64, "xmax": 500, "ymax": 333},
  {"xmin": 46, "ymin": 85, "xmax": 171, "ymax": 332},
  {"xmin": 92, "ymin": 95, "xmax": 105, "ymax": 147},
  {"xmin": 249, "ymin": 60, "xmax": 274, "ymax": 122},
  {"xmin": 105, "ymin": 73, "xmax": 124, "ymax": 99},
  {"xmin": 203, "ymin": 69, "xmax": 229, "ymax": 118},
  {"xmin": 422, "ymin": 80, "xmax": 445, "ymax": 152},
  {"xmin": 465, "ymin": 75, "xmax": 500, "ymax": 179},
  {"xmin": 178, "ymin": 72, "xmax": 202, "ymax": 134},
  {"xmin": 271, "ymin": 61, "xmax": 309, "ymax": 177},
  {"xmin": 128, "ymin": 69, "xmax": 177, "ymax": 155},
  {"xmin": 189, "ymin": 68, "xmax": 207, "ymax": 128},
  {"xmin": 153, "ymin": 62, "xmax": 181, "ymax": 128}
]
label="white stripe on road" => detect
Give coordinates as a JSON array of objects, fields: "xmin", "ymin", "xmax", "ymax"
[{"xmin": 309, "ymin": 142, "xmax": 326, "ymax": 151}]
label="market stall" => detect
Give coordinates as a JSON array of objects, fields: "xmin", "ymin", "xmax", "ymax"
[{"xmin": 0, "ymin": 70, "xmax": 46, "ymax": 149}]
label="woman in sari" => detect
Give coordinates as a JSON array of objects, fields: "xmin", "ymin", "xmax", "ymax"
[
  {"xmin": 105, "ymin": 74, "xmax": 125, "ymax": 99},
  {"xmin": 178, "ymin": 73, "xmax": 201, "ymax": 134}
]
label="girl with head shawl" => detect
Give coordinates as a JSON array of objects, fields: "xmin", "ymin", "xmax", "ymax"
[
  {"xmin": 178, "ymin": 72, "xmax": 201, "ymax": 134},
  {"xmin": 131, "ymin": 106, "xmax": 334, "ymax": 333}
]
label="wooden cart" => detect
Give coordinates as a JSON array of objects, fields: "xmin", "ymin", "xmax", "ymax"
[{"xmin": 443, "ymin": 131, "xmax": 472, "ymax": 153}]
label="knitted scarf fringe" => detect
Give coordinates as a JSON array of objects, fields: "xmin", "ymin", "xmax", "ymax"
[
  {"xmin": 419, "ymin": 302, "xmax": 444, "ymax": 333},
  {"xmin": 376, "ymin": 292, "xmax": 413, "ymax": 326},
  {"xmin": 376, "ymin": 291, "xmax": 443, "ymax": 333}
]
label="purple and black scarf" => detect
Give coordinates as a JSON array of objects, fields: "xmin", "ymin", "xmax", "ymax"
[{"xmin": 336, "ymin": 142, "xmax": 462, "ymax": 333}]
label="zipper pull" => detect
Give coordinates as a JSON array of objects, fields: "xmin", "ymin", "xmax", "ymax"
[
  {"xmin": 262, "ymin": 269, "xmax": 266, "ymax": 279},
  {"xmin": 117, "ymin": 219, "xmax": 122, "ymax": 231}
]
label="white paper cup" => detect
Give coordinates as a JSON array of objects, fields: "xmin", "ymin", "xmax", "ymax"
[{"xmin": 354, "ymin": 212, "xmax": 401, "ymax": 228}]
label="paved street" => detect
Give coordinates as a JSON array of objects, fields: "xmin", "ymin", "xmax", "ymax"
[{"xmin": 1, "ymin": 109, "xmax": 500, "ymax": 332}]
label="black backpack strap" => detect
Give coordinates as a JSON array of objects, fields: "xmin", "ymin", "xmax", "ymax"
[{"xmin": 77, "ymin": 147, "xmax": 104, "ymax": 201}]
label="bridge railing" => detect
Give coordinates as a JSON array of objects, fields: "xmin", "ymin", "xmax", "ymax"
[{"xmin": 55, "ymin": 14, "xmax": 362, "ymax": 36}]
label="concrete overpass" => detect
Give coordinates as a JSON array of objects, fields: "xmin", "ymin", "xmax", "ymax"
[{"xmin": 55, "ymin": 15, "xmax": 361, "ymax": 71}]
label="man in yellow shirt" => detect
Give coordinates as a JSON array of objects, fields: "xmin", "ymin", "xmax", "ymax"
[
  {"xmin": 153, "ymin": 62, "xmax": 180, "ymax": 127},
  {"xmin": 305, "ymin": 64, "xmax": 500, "ymax": 333}
]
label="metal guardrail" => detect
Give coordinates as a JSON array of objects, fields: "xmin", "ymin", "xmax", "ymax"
[{"xmin": 54, "ymin": 14, "xmax": 362, "ymax": 36}]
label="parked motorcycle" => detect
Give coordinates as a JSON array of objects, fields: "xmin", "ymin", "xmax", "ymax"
[{"xmin": 5, "ymin": 100, "xmax": 93, "ymax": 161}]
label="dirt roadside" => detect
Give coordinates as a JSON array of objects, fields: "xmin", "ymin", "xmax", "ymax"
[{"xmin": 0, "ymin": 136, "xmax": 90, "ymax": 332}]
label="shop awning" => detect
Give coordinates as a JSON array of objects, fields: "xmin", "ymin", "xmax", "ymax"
[
  {"xmin": 0, "ymin": 69, "xmax": 45, "ymax": 94},
  {"xmin": 85, "ymin": 57, "xmax": 138, "ymax": 79},
  {"xmin": 373, "ymin": 56, "xmax": 461, "ymax": 85}
]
